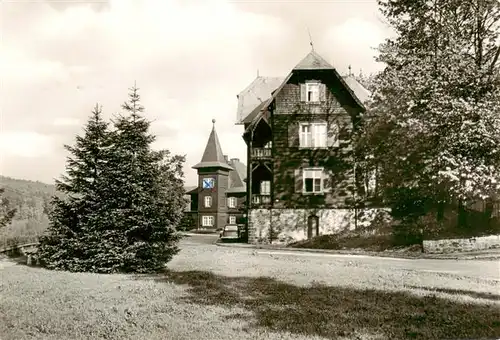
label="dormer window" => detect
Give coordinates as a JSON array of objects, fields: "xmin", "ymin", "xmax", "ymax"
[
  {"xmin": 300, "ymin": 81, "xmax": 326, "ymax": 103},
  {"xmin": 306, "ymin": 83, "xmax": 320, "ymax": 102}
]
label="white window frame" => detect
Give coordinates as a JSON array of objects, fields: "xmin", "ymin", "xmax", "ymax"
[
  {"xmin": 303, "ymin": 167, "xmax": 324, "ymax": 194},
  {"xmin": 260, "ymin": 180, "xmax": 271, "ymax": 195},
  {"xmin": 300, "ymin": 124, "xmax": 312, "ymax": 148},
  {"xmin": 299, "ymin": 122, "xmax": 327, "ymax": 148},
  {"xmin": 202, "ymin": 215, "xmax": 214, "ymax": 227},
  {"xmin": 229, "ymin": 215, "xmax": 236, "ymax": 224},
  {"xmin": 204, "ymin": 196, "xmax": 212, "ymax": 208},
  {"xmin": 305, "ymin": 82, "xmax": 320, "ymax": 103},
  {"xmin": 228, "ymin": 197, "xmax": 237, "ymax": 208}
]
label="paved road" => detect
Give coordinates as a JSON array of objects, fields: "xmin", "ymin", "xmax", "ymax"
[{"xmin": 175, "ymin": 234, "xmax": 500, "ymax": 297}]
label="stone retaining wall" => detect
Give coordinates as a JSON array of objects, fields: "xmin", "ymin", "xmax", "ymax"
[
  {"xmin": 248, "ymin": 208, "xmax": 390, "ymax": 245},
  {"xmin": 423, "ymin": 235, "xmax": 500, "ymax": 254}
]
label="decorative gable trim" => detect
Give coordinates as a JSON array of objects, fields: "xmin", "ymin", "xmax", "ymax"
[{"xmin": 243, "ymin": 59, "xmax": 368, "ymax": 139}]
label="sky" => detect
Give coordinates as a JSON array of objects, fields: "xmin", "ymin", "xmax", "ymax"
[{"xmin": 1, "ymin": 0, "xmax": 392, "ymax": 186}]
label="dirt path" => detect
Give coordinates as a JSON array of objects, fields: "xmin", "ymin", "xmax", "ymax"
[{"xmin": 174, "ymin": 236, "xmax": 500, "ymax": 301}]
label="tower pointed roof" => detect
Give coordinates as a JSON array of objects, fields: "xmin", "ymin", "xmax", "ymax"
[
  {"xmin": 192, "ymin": 119, "xmax": 233, "ymax": 171},
  {"xmin": 293, "ymin": 50, "xmax": 334, "ymax": 70}
]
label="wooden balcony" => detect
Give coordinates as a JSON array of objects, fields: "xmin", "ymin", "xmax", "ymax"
[
  {"xmin": 252, "ymin": 194, "xmax": 271, "ymax": 205},
  {"xmin": 251, "ymin": 148, "xmax": 272, "ymax": 159}
]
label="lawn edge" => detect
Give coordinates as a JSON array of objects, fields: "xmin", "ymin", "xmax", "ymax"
[{"xmin": 214, "ymin": 240, "xmax": 500, "ymax": 261}]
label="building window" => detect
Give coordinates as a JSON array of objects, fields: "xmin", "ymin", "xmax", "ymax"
[
  {"xmin": 228, "ymin": 197, "xmax": 237, "ymax": 208},
  {"xmin": 260, "ymin": 180, "xmax": 271, "ymax": 195},
  {"xmin": 299, "ymin": 123, "xmax": 327, "ymax": 148},
  {"xmin": 229, "ymin": 215, "xmax": 236, "ymax": 224},
  {"xmin": 204, "ymin": 196, "xmax": 212, "ymax": 208},
  {"xmin": 303, "ymin": 168, "xmax": 324, "ymax": 194},
  {"xmin": 306, "ymin": 82, "xmax": 320, "ymax": 102},
  {"xmin": 202, "ymin": 215, "xmax": 214, "ymax": 227}
]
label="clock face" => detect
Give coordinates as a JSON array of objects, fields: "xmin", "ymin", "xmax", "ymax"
[{"xmin": 202, "ymin": 177, "xmax": 215, "ymax": 189}]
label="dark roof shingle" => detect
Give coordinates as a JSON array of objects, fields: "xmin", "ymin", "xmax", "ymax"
[
  {"xmin": 227, "ymin": 158, "xmax": 247, "ymax": 193},
  {"xmin": 192, "ymin": 124, "xmax": 233, "ymax": 171},
  {"xmin": 293, "ymin": 50, "xmax": 334, "ymax": 70},
  {"xmin": 236, "ymin": 76, "xmax": 285, "ymax": 124}
]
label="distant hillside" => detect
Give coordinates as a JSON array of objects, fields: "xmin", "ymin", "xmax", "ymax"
[
  {"xmin": 0, "ymin": 175, "xmax": 58, "ymax": 220},
  {"xmin": 0, "ymin": 176, "xmax": 60, "ymax": 248}
]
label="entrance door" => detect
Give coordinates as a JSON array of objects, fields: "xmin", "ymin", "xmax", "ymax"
[{"xmin": 307, "ymin": 215, "xmax": 319, "ymax": 239}]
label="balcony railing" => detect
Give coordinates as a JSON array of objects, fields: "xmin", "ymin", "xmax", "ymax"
[
  {"xmin": 252, "ymin": 194, "xmax": 271, "ymax": 205},
  {"xmin": 251, "ymin": 148, "xmax": 272, "ymax": 159}
]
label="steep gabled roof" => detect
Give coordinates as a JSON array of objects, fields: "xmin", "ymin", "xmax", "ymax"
[
  {"xmin": 236, "ymin": 76, "xmax": 285, "ymax": 124},
  {"xmin": 242, "ymin": 100, "xmax": 267, "ymax": 124},
  {"xmin": 243, "ymin": 51, "xmax": 372, "ymax": 138},
  {"xmin": 342, "ymin": 75, "xmax": 372, "ymax": 104},
  {"xmin": 243, "ymin": 72, "xmax": 293, "ymax": 137},
  {"xmin": 227, "ymin": 158, "xmax": 246, "ymax": 193},
  {"xmin": 192, "ymin": 122, "xmax": 233, "ymax": 171},
  {"xmin": 293, "ymin": 50, "xmax": 335, "ymax": 70},
  {"xmin": 228, "ymin": 165, "xmax": 244, "ymax": 188},
  {"xmin": 184, "ymin": 186, "xmax": 197, "ymax": 193}
]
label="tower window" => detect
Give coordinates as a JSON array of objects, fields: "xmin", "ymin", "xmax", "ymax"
[
  {"xmin": 202, "ymin": 215, "xmax": 214, "ymax": 227},
  {"xmin": 204, "ymin": 196, "xmax": 212, "ymax": 208},
  {"xmin": 228, "ymin": 197, "xmax": 237, "ymax": 208}
]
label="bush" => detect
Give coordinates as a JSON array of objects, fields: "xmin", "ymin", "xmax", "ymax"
[
  {"xmin": 178, "ymin": 214, "xmax": 196, "ymax": 231},
  {"xmin": 387, "ymin": 187, "xmax": 432, "ymax": 222}
]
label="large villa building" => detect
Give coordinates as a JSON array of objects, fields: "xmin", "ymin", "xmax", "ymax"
[{"xmin": 185, "ymin": 49, "xmax": 385, "ymax": 244}]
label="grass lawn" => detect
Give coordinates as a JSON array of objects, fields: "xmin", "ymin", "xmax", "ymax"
[{"xmin": 1, "ymin": 257, "xmax": 499, "ymax": 340}]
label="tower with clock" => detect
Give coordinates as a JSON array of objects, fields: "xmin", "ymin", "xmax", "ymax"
[{"xmin": 191, "ymin": 119, "xmax": 233, "ymax": 230}]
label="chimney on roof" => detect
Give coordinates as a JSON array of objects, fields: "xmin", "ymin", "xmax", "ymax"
[
  {"xmin": 224, "ymin": 155, "xmax": 229, "ymax": 163},
  {"xmin": 230, "ymin": 158, "xmax": 239, "ymax": 163}
]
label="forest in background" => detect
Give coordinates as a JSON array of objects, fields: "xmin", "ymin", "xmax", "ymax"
[{"xmin": 0, "ymin": 175, "xmax": 60, "ymax": 248}]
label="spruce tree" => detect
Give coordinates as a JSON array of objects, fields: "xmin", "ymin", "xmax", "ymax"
[
  {"xmin": 37, "ymin": 88, "xmax": 184, "ymax": 273},
  {"xmin": 37, "ymin": 104, "xmax": 113, "ymax": 271},
  {"xmin": 103, "ymin": 84, "xmax": 183, "ymax": 273}
]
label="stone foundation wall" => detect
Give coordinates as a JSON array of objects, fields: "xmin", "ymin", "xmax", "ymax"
[
  {"xmin": 423, "ymin": 235, "xmax": 500, "ymax": 254},
  {"xmin": 248, "ymin": 208, "xmax": 389, "ymax": 245}
]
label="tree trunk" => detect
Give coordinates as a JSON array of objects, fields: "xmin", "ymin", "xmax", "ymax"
[
  {"xmin": 484, "ymin": 198, "xmax": 494, "ymax": 227},
  {"xmin": 457, "ymin": 199, "xmax": 467, "ymax": 228},
  {"xmin": 437, "ymin": 200, "xmax": 445, "ymax": 222}
]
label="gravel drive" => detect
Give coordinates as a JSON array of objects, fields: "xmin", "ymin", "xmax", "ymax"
[{"xmin": 172, "ymin": 235, "xmax": 500, "ymax": 303}]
